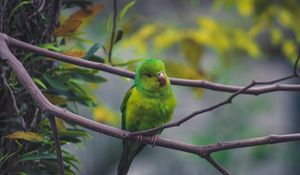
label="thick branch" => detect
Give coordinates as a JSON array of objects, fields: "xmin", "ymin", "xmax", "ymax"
[
  {"xmin": 2, "ymin": 33, "xmax": 300, "ymax": 175},
  {"xmin": 5, "ymin": 33, "xmax": 300, "ymax": 95}
]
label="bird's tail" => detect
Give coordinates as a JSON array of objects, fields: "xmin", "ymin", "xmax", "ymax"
[{"xmin": 117, "ymin": 141, "xmax": 145, "ymax": 175}]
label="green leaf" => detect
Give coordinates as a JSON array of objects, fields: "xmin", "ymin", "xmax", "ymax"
[
  {"xmin": 17, "ymin": 172, "xmax": 28, "ymax": 175},
  {"xmin": 70, "ymin": 72, "xmax": 107, "ymax": 83},
  {"xmin": 32, "ymin": 77, "xmax": 47, "ymax": 90},
  {"xmin": 19, "ymin": 153, "xmax": 56, "ymax": 162},
  {"xmin": 0, "ymin": 152, "xmax": 17, "ymax": 167},
  {"xmin": 43, "ymin": 74, "xmax": 67, "ymax": 91},
  {"xmin": 59, "ymin": 130, "xmax": 91, "ymax": 138},
  {"xmin": 39, "ymin": 43, "xmax": 63, "ymax": 52},
  {"xmin": 8, "ymin": 1, "xmax": 32, "ymax": 22},
  {"xmin": 85, "ymin": 55, "xmax": 105, "ymax": 63},
  {"xmin": 114, "ymin": 29, "xmax": 123, "ymax": 44},
  {"xmin": 118, "ymin": 1, "xmax": 136, "ymax": 21},
  {"xmin": 83, "ymin": 43, "xmax": 101, "ymax": 60}
]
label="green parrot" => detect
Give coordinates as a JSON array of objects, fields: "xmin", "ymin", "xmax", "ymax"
[{"xmin": 117, "ymin": 58, "xmax": 176, "ymax": 175}]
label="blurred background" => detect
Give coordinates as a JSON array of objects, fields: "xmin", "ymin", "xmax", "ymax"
[{"xmin": 59, "ymin": 0, "xmax": 300, "ymax": 174}]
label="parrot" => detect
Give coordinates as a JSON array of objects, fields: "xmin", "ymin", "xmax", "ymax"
[{"xmin": 117, "ymin": 58, "xmax": 176, "ymax": 175}]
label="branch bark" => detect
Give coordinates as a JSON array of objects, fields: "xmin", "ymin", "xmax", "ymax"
[
  {"xmin": 2, "ymin": 32, "xmax": 300, "ymax": 174},
  {"xmin": 6, "ymin": 33, "xmax": 300, "ymax": 95}
]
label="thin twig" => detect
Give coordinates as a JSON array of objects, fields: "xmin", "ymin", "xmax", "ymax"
[
  {"xmin": 1, "ymin": 66, "xmax": 19, "ymax": 114},
  {"xmin": 48, "ymin": 115, "xmax": 65, "ymax": 175},
  {"xmin": 108, "ymin": 0, "xmax": 117, "ymax": 65},
  {"xmin": 204, "ymin": 155, "xmax": 230, "ymax": 175},
  {"xmin": 129, "ymin": 54, "xmax": 300, "ymax": 136},
  {"xmin": 3, "ymin": 33, "xmax": 300, "ymax": 175},
  {"xmin": 7, "ymin": 33, "xmax": 300, "ymax": 95}
]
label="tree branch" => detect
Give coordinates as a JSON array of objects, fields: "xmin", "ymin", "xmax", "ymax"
[
  {"xmin": 2, "ymin": 33, "xmax": 300, "ymax": 174},
  {"xmin": 204, "ymin": 155, "xmax": 230, "ymax": 175},
  {"xmin": 108, "ymin": 0, "xmax": 117, "ymax": 65},
  {"xmin": 48, "ymin": 115, "xmax": 65, "ymax": 175},
  {"xmin": 1, "ymin": 66, "xmax": 19, "ymax": 114},
  {"xmin": 5, "ymin": 33, "xmax": 300, "ymax": 95},
  {"xmin": 129, "ymin": 53, "xmax": 300, "ymax": 136}
]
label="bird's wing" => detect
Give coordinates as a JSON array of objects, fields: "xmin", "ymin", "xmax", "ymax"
[{"xmin": 120, "ymin": 86, "xmax": 134, "ymax": 130}]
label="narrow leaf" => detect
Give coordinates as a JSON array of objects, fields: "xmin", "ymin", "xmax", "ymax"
[
  {"xmin": 83, "ymin": 43, "xmax": 101, "ymax": 60},
  {"xmin": 118, "ymin": 1, "xmax": 136, "ymax": 21},
  {"xmin": 4, "ymin": 131, "xmax": 44, "ymax": 142},
  {"xmin": 32, "ymin": 77, "xmax": 47, "ymax": 90}
]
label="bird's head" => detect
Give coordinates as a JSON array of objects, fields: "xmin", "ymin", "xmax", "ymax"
[{"xmin": 135, "ymin": 58, "xmax": 170, "ymax": 93}]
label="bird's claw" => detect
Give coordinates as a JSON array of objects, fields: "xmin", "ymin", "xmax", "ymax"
[
  {"xmin": 136, "ymin": 135, "xmax": 143, "ymax": 143},
  {"xmin": 150, "ymin": 135, "xmax": 158, "ymax": 147}
]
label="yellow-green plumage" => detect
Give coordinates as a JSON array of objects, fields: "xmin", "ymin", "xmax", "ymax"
[{"xmin": 117, "ymin": 58, "xmax": 175, "ymax": 175}]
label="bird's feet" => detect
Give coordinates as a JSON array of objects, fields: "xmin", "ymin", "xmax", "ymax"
[
  {"xmin": 150, "ymin": 135, "xmax": 159, "ymax": 147},
  {"xmin": 136, "ymin": 135, "xmax": 143, "ymax": 143}
]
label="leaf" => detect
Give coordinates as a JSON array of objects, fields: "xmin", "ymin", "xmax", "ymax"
[
  {"xmin": 63, "ymin": 51, "xmax": 87, "ymax": 58},
  {"xmin": 39, "ymin": 43, "xmax": 63, "ymax": 52},
  {"xmin": 32, "ymin": 77, "xmax": 47, "ymax": 90},
  {"xmin": 60, "ymin": 68, "xmax": 107, "ymax": 83},
  {"xmin": 19, "ymin": 153, "xmax": 56, "ymax": 162},
  {"xmin": 118, "ymin": 1, "xmax": 136, "ymax": 21},
  {"xmin": 93, "ymin": 106, "xmax": 118, "ymax": 125},
  {"xmin": 0, "ymin": 151, "xmax": 17, "ymax": 167},
  {"xmin": 53, "ymin": 3, "xmax": 104, "ymax": 36},
  {"xmin": 237, "ymin": 0, "xmax": 253, "ymax": 17},
  {"xmin": 69, "ymin": 3, "xmax": 104, "ymax": 20},
  {"xmin": 8, "ymin": 1, "xmax": 32, "ymax": 22},
  {"xmin": 53, "ymin": 19, "xmax": 82, "ymax": 36},
  {"xmin": 83, "ymin": 43, "xmax": 101, "ymax": 60},
  {"xmin": 44, "ymin": 93, "xmax": 68, "ymax": 105},
  {"xmin": 55, "ymin": 118, "xmax": 67, "ymax": 132},
  {"xmin": 165, "ymin": 61, "xmax": 205, "ymax": 96},
  {"xmin": 72, "ymin": 73, "xmax": 106, "ymax": 83},
  {"xmin": 59, "ymin": 130, "xmax": 91, "ymax": 138},
  {"xmin": 43, "ymin": 74, "xmax": 67, "ymax": 91},
  {"xmin": 180, "ymin": 38, "xmax": 203, "ymax": 69},
  {"xmin": 114, "ymin": 29, "xmax": 124, "ymax": 44},
  {"xmin": 4, "ymin": 131, "xmax": 44, "ymax": 142},
  {"xmin": 165, "ymin": 61, "xmax": 205, "ymax": 80}
]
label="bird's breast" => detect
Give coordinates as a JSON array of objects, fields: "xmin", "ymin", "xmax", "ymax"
[{"xmin": 125, "ymin": 88, "xmax": 175, "ymax": 131}]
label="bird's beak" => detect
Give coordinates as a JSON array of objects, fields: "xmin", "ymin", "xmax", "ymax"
[{"xmin": 158, "ymin": 72, "xmax": 167, "ymax": 86}]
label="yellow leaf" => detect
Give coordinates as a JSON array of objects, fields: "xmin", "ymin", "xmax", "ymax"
[
  {"xmin": 55, "ymin": 118, "xmax": 67, "ymax": 132},
  {"xmin": 279, "ymin": 9, "xmax": 293, "ymax": 27},
  {"xmin": 165, "ymin": 61, "xmax": 205, "ymax": 80},
  {"xmin": 63, "ymin": 51, "xmax": 87, "ymax": 58},
  {"xmin": 45, "ymin": 93, "xmax": 68, "ymax": 105},
  {"xmin": 153, "ymin": 28, "xmax": 182, "ymax": 50},
  {"xmin": 165, "ymin": 61, "xmax": 205, "ymax": 97},
  {"xmin": 5, "ymin": 131, "xmax": 44, "ymax": 142},
  {"xmin": 53, "ymin": 3, "xmax": 104, "ymax": 36},
  {"xmin": 93, "ymin": 106, "xmax": 118, "ymax": 125},
  {"xmin": 271, "ymin": 28, "xmax": 282, "ymax": 45},
  {"xmin": 180, "ymin": 38, "xmax": 203, "ymax": 69},
  {"xmin": 237, "ymin": 0, "xmax": 253, "ymax": 17},
  {"xmin": 122, "ymin": 24, "xmax": 158, "ymax": 54},
  {"xmin": 282, "ymin": 40, "xmax": 297, "ymax": 61},
  {"xmin": 87, "ymin": 83, "xmax": 98, "ymax": 90}
]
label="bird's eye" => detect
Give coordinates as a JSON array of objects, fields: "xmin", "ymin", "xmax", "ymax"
[{"xmin": 147, "ymin": 74, "xmax": 152, "ymax": 78}]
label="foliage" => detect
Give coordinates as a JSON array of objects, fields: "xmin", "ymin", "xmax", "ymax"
[
  {"xmin": 119, "ymin": 0, "xmax": 300, "ymax": 83},
  {"xmin": 0, "ymin": 1, "xmax": 115, "ymax": 174}
]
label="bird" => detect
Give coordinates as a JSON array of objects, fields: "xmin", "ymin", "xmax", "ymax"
[{"xmin": 117, "ymin": 58, "xmax": 176, "ymax": 175}]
